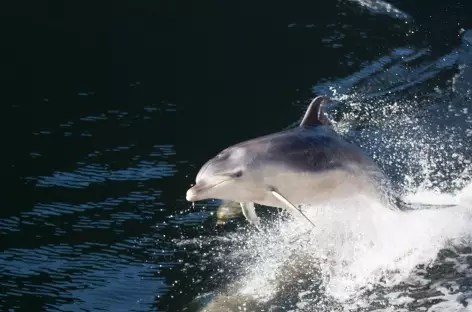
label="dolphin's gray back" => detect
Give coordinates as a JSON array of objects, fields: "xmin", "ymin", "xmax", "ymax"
[{"xmin": 238, "ymin": 126, "xmax": 377, "ymax": 172}]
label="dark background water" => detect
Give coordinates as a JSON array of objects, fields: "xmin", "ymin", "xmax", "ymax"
[{"xmin": 2, "ymin": 0, "xmax": 472, "ymax": 311}]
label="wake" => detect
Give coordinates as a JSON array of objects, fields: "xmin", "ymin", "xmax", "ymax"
[{"xmin": 185, "ymin": 182, "xmax": 472, "ymax": 311}]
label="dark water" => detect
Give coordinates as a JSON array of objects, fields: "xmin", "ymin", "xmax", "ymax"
[{"xmin": 3, "ymin": 0, "xmax": 472, "ymax": 311}]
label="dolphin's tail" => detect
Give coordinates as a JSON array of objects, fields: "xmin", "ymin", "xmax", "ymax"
[
  {"xmin": 394, "ymin": 181, "xmax": 472, "ymax": 211},
  {"xmin": 395, "ymin": 197, "xmax": 456, "ymax": 211}
]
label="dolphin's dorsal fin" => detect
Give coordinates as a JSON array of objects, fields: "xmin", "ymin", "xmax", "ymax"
[{"xmin": 300, "ymin": 96, "xmax": 331, "ymax": 127}]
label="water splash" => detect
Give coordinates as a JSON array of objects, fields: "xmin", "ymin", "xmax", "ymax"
[
  {"xmin": 345, "ymin": 0, "xmax": 412, "ymax": 21},
  {"xmin": 186, "ymin": 185, "xmax": 472, "ymax": 311},
  {"xmin": 185, "ymin": 29, "xmax": 472, "ymax": 312}
]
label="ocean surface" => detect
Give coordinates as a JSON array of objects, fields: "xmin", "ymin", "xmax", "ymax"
[{"xmin": 3, "ymin": 0, "xmax": 472, "ymax": 311}]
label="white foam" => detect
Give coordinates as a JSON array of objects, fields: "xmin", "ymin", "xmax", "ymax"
[
  {"xmin": 458, "ymin": 182, "xmax": 472, "ymax": 205},
  {"xmin": 211, "ymin": 188, "xmax": 472, "ymax": 310}
]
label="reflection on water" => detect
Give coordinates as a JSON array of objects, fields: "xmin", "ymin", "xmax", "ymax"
[
  {"xmin": 3, "ymin": 0, "xmax": 472, "ymax": 311},
  {"xmin": 1, "ymin": 102, "xmax": 182, "ymax": 310}
]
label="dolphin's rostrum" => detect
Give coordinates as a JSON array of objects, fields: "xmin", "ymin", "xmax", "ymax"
[{"xmin": 186, "ymin": 96, "xmax": 397, "ymax": 227}]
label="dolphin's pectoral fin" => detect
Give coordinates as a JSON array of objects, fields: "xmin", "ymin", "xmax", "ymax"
[
  {"xmin": 268, "ymin": 187, "xmax": 316, "ymax": 228},
  {"xmin": 240, "ymin": 202, "xmax": 259, "ymax": 224},
  {"xmin": 240, "ymin": 202, "xmax": 261, "ymax": 229}
]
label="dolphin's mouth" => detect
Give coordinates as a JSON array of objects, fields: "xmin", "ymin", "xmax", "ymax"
[{"xmin": 186, "ymin": 179, "xmax": 231, "ymax": 202}]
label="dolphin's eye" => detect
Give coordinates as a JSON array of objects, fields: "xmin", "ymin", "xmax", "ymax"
[{"xmin": 231, "ymin": 170, "xmax": 243, "ymax": 178}]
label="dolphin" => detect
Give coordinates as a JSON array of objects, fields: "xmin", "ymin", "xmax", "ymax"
[
  {"xmin": 185, "ymin": 96, "xmax": 404, "ymax": 227},
  {"xmin": 185, "ymin": 96, "xmax": 459, "ymax": 227}
]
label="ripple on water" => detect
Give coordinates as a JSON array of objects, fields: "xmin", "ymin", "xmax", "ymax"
[
  {"xmin": 34, "ymin": 160, "xmax": 175, "ymax": 188},
  {"xmin": 3, "ymin": 129, "xmax": 181, "ymax": 310},
  {"xmin": 0, "ymin": 189, "xmax": 162, "ymax": 237},
  {"xmin": 1, "ymin": 240, "xmax": 170, "ymax": 311}
]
